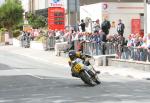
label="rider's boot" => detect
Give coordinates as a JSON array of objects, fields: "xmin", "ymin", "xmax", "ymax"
[
  {"xmin": 71, "ymin": 72, "xmax": 79, "ymax": 78},
  {"xmin": 95, "ymin": 71, "xmax": 100, "ymax": 74}
]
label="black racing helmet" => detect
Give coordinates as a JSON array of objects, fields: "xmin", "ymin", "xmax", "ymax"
[{"xmin": 68, "ymin": 50, "xmax": 76, "ymax": 60}]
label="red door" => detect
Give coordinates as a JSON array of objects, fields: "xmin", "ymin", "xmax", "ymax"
[{"xmin": 131, "ymin": 19, "xmax": 141, "ymax": 35}]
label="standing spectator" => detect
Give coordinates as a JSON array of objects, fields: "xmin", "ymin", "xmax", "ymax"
[
  {"xmin": 101, "ymin": 18, "xmax": 111, "ymax": 35},
  {"xmin": 67, "ymin": 31, "xmax": 75, "ymax": 50},
  {"xmin": 94, "ymin": 31, "xmax": 101, "ymax": 55},
  {"xmin": 139, "ymin": 37, "xmax": 148, "ymax": 61},
  {"xmin": 147, "ymin": 33, "xmax": 150, "ymax": 47},
  {"xmin": 98, "ymin": 30, "xmax": 107, "ymax": 55},
  {"xmin": 147, "ymin": 33, "xmax": 150, "ymax": 62},
  {"xmin": 117, "ymin": 19, "xmax": 125, "ymax": 36},
  {"xmin": 79, "ymin": 19, "xmax": 86, "ymax": 32},
  {"xmin": 20, "ymin": 31, "xmax": 25, "ymax": 47},
  {"xmin": 148, "ymin": 45, "xmax": 150, "ymax": 62},
  {"xmin": 99, "ymin": 30, "xmax": 107, "ymax": 43},
  {"xmin": 116, "ymin": 35, "xmax": 126, "ymax": 58},
  {"xmin": 55, "ymin": 29, "xmax": 61, "ymax": 41},
  {"xmin": 93, "ymin": 19, "xmax": 101, "ymax": 32},
  {"xmin": 26, "ymin": 32, "xmax": 31, "ymax": 48}
]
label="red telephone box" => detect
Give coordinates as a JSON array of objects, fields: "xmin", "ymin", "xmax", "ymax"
[{"xmin": 48, "ymin": 7, "xmax": 65, "ymax": 30}]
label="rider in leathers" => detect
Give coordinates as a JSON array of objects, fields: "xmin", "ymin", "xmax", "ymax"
[{"xmin": 68, "ymin": 50, "xmax": 100, "ymax": 78}]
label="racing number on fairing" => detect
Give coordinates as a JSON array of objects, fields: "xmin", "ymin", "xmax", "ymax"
[{"xmin": 73, "ymin": 64, "xmax": 82, "ymax": 73}]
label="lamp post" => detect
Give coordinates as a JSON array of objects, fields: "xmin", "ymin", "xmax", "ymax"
[
  {"xmin": 75, "ymin": 0, "xmax": 78, "ymax": 31},
  {"xmin": 67, "ymin": 0, "xmax": 70, "ymax": 30},
  {"xmin": 144, "ymin": 0, "xmax": 147, "ymax": 35}
]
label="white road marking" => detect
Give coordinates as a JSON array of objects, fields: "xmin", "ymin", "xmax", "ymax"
[
  {"xmin": 25, "ymin": 73, "xmax": 44, "ymax": 79},
  {"xmin": 13, "ymin": 69, "xmax": 44, "ymax": 79}
]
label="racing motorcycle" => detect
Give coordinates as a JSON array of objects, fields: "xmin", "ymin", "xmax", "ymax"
[{"xmin": 68, "ymin": 55, "xmax": 101, "ymax": 86}]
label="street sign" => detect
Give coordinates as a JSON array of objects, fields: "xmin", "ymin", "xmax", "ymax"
[
  {"xmin": 48, "ymin": 7, "xmax": 65, "ymax": 30},
  {"xmin": 49, "ymin": 0, "xmax": 64, "ymax": 7},
  {"xmin": 23, "ymin": 25, "xmax": 32, "ymax": 32}
]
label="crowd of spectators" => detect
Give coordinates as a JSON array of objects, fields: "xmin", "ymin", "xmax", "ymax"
[
  {"xmin": 126, "ymin": 33, "xmax": 150, "ymax": 61},
  {"xmin": 44, "ymin": 29, "xmax": 150, "ymax": 61},
  {"xmin": 18, "ymin": 17, "xmax": 150, "ymax": 62}
]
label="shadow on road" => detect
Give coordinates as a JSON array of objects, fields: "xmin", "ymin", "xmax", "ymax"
[{"xmin": 0, "ymin": 74, "xmax": 150, "ymax": 103}]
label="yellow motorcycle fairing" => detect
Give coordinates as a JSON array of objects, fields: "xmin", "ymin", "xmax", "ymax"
[{"xmin": 73, "ymin": 63, "xmax": 84, "ymax": 73}]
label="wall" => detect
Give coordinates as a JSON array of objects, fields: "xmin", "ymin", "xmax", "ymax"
[
  {"xmin": 64, "ymin": 0, "xmax": 80, "ymax": 28},
  {"xmin": 80, "ymin": 2, "xmax": 144, "ymax": 38},
  {"xmin": 147, "ymin": 3, "xmax": 150, "ymax": 34},
  {"xmin": 22, "ymin": 0, "xmax": 29, "ymax": 12},
  {"xmin": 34, "ymin": 0, "xmax": 47, "ymax": 10},
  {"xmin": 34, "ymin": 0, "xmax": 39, "ymax": 10},
  {"xmin": 109, "ymin": 59, "xmax": 150, "ymax": 72},
  {"xmin": 80, "ymin": 0, "xmax": 143, "ymax": 6},
  {"xmin": 80, "ymin": 3, "xmax": 103, "ymax": 22},
  {"xmin": 38, "ymin": 0, "xmax": 46, "ymax": 10},
  {"xmin": 109, "ymin": 13, "xmax": 140, "ymax": 38},
  {"xmin": 80, "ymin": 3, "xmax": 103, "ymax": 32},
  {"xmin": 103, "ymin": 3, "xmax": 144, "ymax": 38}
]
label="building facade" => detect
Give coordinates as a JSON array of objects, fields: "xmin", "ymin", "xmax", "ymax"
[
  {"xmin": 81, "ymin": 2, "xmax": 144, "ymax": 38},
  {"xmin": 28, "ymin": 0, "xmax": 48, "ymax": 12},
  {"xmin": 0, "ymin": 0, "xmax": 5, "ymax": 6},
  {"xmin": 27, "ymin": 0, "xmax": 149, "ymax": 33},
  {"xmin": 28, "ymin": 0, "xmax": 80, "ymax": 29},
  {"xmin": 80, "ymin": 0, "xmax": 143, "ymax": 6}
]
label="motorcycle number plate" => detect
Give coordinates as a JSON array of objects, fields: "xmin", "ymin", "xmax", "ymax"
[{"xmin": 73, "ymin": 64, "xmax": 82, "ymax": 73}]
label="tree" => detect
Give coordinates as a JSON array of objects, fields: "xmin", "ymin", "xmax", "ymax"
[
  {"xmin": 0, "ymin": 0, "xmax": 23, "ymax": 37},
  {"xmin": 27, "ymin": 13, "xmax": 47, "ymax": 29}
]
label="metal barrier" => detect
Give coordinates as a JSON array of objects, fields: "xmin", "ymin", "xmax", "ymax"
[
  {"xmin": 43, "ymin": 36, "xmax": 55, "ymax": 51},
  {"xmin": 82, "ymin": 41, "xmax": 103, "ymax": 56},
  {"xmin": 82, "ymin": 41, "xmax": 117, "ymax": 56},
  {"xmin": 121, "ymin": 47, "xmax": 150, "ymax": 62},
  {"xmin": 81, "ymin": 41, "xmax": 150, "ymax": 62},
  {"xmin": 105, "ymin": 42, "xmax": 117, "ymax": 55}
]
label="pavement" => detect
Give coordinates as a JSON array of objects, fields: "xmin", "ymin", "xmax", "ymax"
[
  {"xmin": 1, "ymin": 45, "xmax": 150, "ymax": 80},
  {"xmin": 0, "ymin": 43, "xmax": 5, "ymax": 46}
]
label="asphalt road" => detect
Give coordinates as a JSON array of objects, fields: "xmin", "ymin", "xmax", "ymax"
[{"xmin": 0, "ymin": 50, "xmax": 150, "ymax": 103}]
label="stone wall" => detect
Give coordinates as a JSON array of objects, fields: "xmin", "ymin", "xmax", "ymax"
[{"xmin": 109, "ymin": 59, "xmax": 150, "ymax": 72}]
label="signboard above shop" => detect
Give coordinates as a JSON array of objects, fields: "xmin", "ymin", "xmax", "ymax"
[
  {"xmin": 48, "ymin": 7, "xmax": 65, "ymax": 30},
  {"xmin": 49, "ymin": 0, "xmax": 64, "ymax": 7}
]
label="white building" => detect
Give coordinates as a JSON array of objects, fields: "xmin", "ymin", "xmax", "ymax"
[
  {"xmin": 146, "ymin": 1, "xmax": 150, "ymax": 34},
  {"xmin": 0, "ymin": 0, "xmax": 5, "ymax": 6},
  {"xmin": 26, "ymin": 0, "xmax": 150, "ymax": 35},
  {"xmin": 22, "ymin": 0, "xmax": 29, "ymax": 12},
  {"xmin": 80, "ymin": 2, "xmax": 144, "ymax": 38},
  {"xmin": 34, "ymin": 0, "xmax": 48, "ymax": 10}
]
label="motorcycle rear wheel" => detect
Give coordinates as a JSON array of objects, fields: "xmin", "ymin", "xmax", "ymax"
[{"xmin": 80, "ymin": 71, "xmax": 95, "ymax": 86}]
